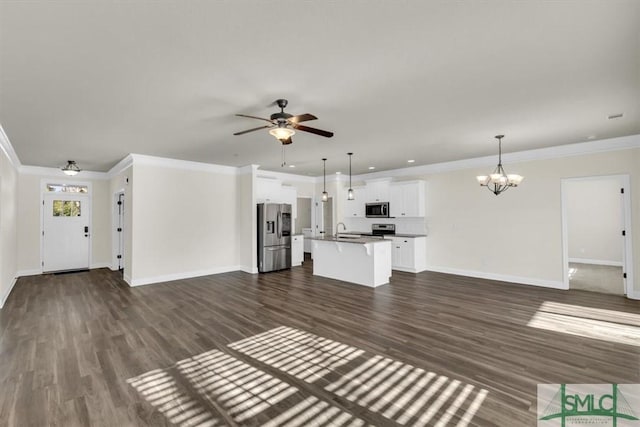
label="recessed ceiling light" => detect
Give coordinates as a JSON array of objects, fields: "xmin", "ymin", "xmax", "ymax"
[
  {"xmin": 586, "ymin": 135, "xmax": 596, "ymax": 140},
  {"xmin": 608, "ymin": 113, "xmax": 624, "ymax": 120},
  {"xmin": 407, "ymin": 159, "xmax": 415, "ymax": 163},
  {"xmin": 335, "ymin": 171, "xmax": 341, "ymax": 175},
  {"xmin": 368, "ymin": 166, "xmax": 375, "ymax": 170},
  {"xmin": 289, "ymin": 164, "xmax": 296, "ymax": 168}
]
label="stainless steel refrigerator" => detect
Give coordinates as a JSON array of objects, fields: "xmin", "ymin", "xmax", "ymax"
[{"xmin": 257, "ymin": 203, "xmax": 292, "ymax": 272}]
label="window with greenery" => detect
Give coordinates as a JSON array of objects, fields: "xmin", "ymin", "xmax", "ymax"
[{"xmin": 53, "ymin": 200, "xmax": 81, "ymax": 217}]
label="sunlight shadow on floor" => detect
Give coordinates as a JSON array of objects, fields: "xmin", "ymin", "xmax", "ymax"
[
  {"xmin": 127, "ymin": 348, "xmax": 367, "ymax": 426},
  {"xmin": 228, "ymin": 325, "xmax": 365, "ymax": 383},
  {"xmin": 527, "ymin": 301, "xmax": 640, "ymax": 346},
  {"xmin": 230, "ymin": 326, "xmax": 488, "ymax": 426}
]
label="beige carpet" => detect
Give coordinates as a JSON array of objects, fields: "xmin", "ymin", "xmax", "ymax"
[{"xmin": 569, "ymin": 262, "xmax": 625, "ymax": 295}]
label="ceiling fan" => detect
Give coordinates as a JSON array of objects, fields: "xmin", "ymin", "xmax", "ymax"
[{"xmin": 233, "ymin": 99, "xmax": 334, "ymax": 145}]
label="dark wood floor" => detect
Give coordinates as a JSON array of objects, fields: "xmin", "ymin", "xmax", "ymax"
[{"xmin": 1, "ymin": 258, "xmax": 638, "ymax": 426}]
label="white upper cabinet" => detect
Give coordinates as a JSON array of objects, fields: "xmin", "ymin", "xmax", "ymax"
[
  {"xmin": 364, "ymin": 180, "xmax": 391, "ymax": 203},
  {"xmin": 256, "ymin": 177, "xmax": 298, "ymax": 218},
  {"xmin": 390, "ymin": 181, "xmax": 425, "ymax": 217},
  {"xmin": 280, "ymin": 185, "xmax": 297, "ymax": 219},
  {"xmin": 256, "ymin": 178, "xmax": 281, "ymax": 202}
]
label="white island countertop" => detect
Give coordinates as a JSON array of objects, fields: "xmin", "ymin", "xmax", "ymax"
[{"xmin": 311, "ymin": 236, "xmax": 392, "ymax": 287}]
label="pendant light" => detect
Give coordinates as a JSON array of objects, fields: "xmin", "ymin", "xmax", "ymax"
[
  {"xmin": 61, "ymin": 160, "xmax": 81, "ymax": 176},
  {"xmin": 347, "ymin": 152, "xmax": 354, "ymax": 200},
  {"xmin": 321, "ymin": 158, "xmax": 329, "ymax": 202},
  {"xmin": 476, "ymin": 135, "xmax": 524, "ymax": 195}
]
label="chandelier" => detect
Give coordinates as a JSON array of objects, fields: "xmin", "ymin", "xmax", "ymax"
[{"xmin": 476, "ymin": 135, "xmax": 523, "ymax": 195}]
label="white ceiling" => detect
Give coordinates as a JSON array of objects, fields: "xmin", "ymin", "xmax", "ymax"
[{"xmin": 1, "ymin": 1, "xmax": 638, "ymax": 176}]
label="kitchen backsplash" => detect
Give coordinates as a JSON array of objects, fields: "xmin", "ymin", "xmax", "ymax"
[{"xmin": 343, "ymin": 217, "xmax": 427, "ymax": 235}]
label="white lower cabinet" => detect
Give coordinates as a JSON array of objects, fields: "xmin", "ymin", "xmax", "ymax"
[
  {"xmin": 292, "ymin": 235, "xmax": 304, "ymax": 266},
  {"xmin": 385, "ymin": 236, "xmax": 426, "ymax": 273}
]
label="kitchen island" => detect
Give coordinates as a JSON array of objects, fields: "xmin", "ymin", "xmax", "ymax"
[{"xmin": 311, "ymin": 236, "xmax": 392, "ymax": 287}]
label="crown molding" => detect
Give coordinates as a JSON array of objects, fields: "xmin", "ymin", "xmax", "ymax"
[
  {"xmin": 4, "ymin": 129, "xmax": 639, "ymax": 182},
  {"xmin": 0, "ymin": 124, "xmax": 21, "ymax": 170},
  {"xmin": 351, "ymin": 134, "xmax": 640, "ymax": 181},
  {"xmin": 237, "ymin": 164, "xmax": 259, "ymax": 175},
  {"xmin": 129, "ymin": 153, "xmax": 238, "ymax": 175},
  {"xmin": 107, "ymin": 154, "xmax": 134, "ymax": 177},
  {"xmin": 256, "ymin": 168, "xmax": 317, "ymax": 184},
  {"xmin": 20, "ymin": 165, "xmax": 109, "ymax": 180}
]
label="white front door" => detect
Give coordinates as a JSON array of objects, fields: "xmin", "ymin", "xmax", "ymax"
[{"xmin": 43, "ymin": 193, "xmax": 91, "ymax": 272}]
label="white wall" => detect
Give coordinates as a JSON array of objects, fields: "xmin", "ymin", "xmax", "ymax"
[
  {"xmin": 422, "ymin": 149, "xmax": 639, "ymax": 291},
  {"xmin": 128, "ymin": 163, "xmax": 240, "ymax": 285},
  {"xmin": 237, "ymin": 167, "xmax": 256, "ymax": 273},
  {"xmin": 0, "ymin": 147, "xmax": 18, "ymax": 307},
  {"xmin": 566, "ymin": 177, "xmax": 623, "ymax": 264}
]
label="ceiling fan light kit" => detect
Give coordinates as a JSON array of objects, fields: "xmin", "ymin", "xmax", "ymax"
[
  {"xmin": 476, "ymin": 135, "xmax": 524, "ymax": 195},
  {"xmin": 234, "ymin": 98, "xmax": 334, "ymax": 146},
  {"xmin": 269, "ymin": 127, "xmax": 295, "ymax": 141}
]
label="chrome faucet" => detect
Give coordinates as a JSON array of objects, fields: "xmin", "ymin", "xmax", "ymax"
[{"xmin": 335, "ymin": 222, "xmax": 347, "ymax": 237}]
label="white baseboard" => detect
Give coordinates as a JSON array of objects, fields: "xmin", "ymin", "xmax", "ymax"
[
  {"xmin": 0, "ymin": 277, "xmax": 18, "ymax": 309},
  {"xmin": 626, "ymin": 289, "xmax": 640, "ymax": 300},
  {"xmin": 16, "ymin": 269, "xmax": 43, "ymax": 277},
  {"xmin": 19, "ymin": 264, "xmax": 112, "ymax": 276},
  {"xmin": 569, "ymin": 258, "xmax": 623, "ymax": 267},
  {"xmin": 128, "ymin": 265, "xmax": 242, "ymax": 287},
  {"xmin": 90, "ymin": 262, "xmax": 111, "ymax": 270},
  {"xmin": 392, "ymin": 266, "xmax": 427, "ymax": 274},
  {"xmin": 425, "ymin": 265, "xmax": 568, "ymax": 290},
  {"xmin": 240, "ymin": 265, "xmax": 259, "ymax": 274}
]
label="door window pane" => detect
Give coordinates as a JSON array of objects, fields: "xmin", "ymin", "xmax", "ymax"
[
  {"xmin": 53, "ymin": 200, "xmax": 81, "ymax": 217},
  {"xmin": 46, "ymin": 184, "xmax": 88, "ymax": 193}
]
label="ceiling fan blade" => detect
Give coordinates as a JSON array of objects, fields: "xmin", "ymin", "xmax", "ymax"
[
  {"xmin": 288, "ymin": 113, "xmax": 317, "ymax": 124},
  {"xmin": 293, "ymin": 124, "xmax": 334, "ymax": 138},
  {"xmin": 233, "ymin": 125, "xmax": 272, "ymax": 136},
  {"xmin": 235, "ymin": 114, "xmax": 274, "ymax": 124}
]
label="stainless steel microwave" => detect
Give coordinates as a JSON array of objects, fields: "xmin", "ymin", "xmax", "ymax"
[{"xmin": 365, "ymin": 202, "xmax": 390, "ymax": 218}]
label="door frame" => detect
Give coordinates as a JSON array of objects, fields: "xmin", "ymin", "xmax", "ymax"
[
  {"xmin": 112, "ymin": 189, "xmax": 125, "ymax": 270},
  {"xmin": 40, "ymin": 179, "xmax": 93, "ymax": 273},
  {"xmin": 560, "ymin": 174, "xmax": 634, "ymax": 298}
]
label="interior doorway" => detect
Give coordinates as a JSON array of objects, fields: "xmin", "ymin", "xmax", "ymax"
[
  {"xmin": 42, "ymin": 184, "xmax": 91, "ymax": 273},
  {"xmin": 315, "ymin": 197, "xmax": 333, "ymax": 237},
  {"xmin": 113, "ymin": 191, "xmax": 125, "ymax": 272},
  {"xmin": 561, "ymin": 175, "xmax": 633, "ymax": 297},
  {"xmin": 296, "ymin": 197, "xmax": 313, "ymax": 253}
]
